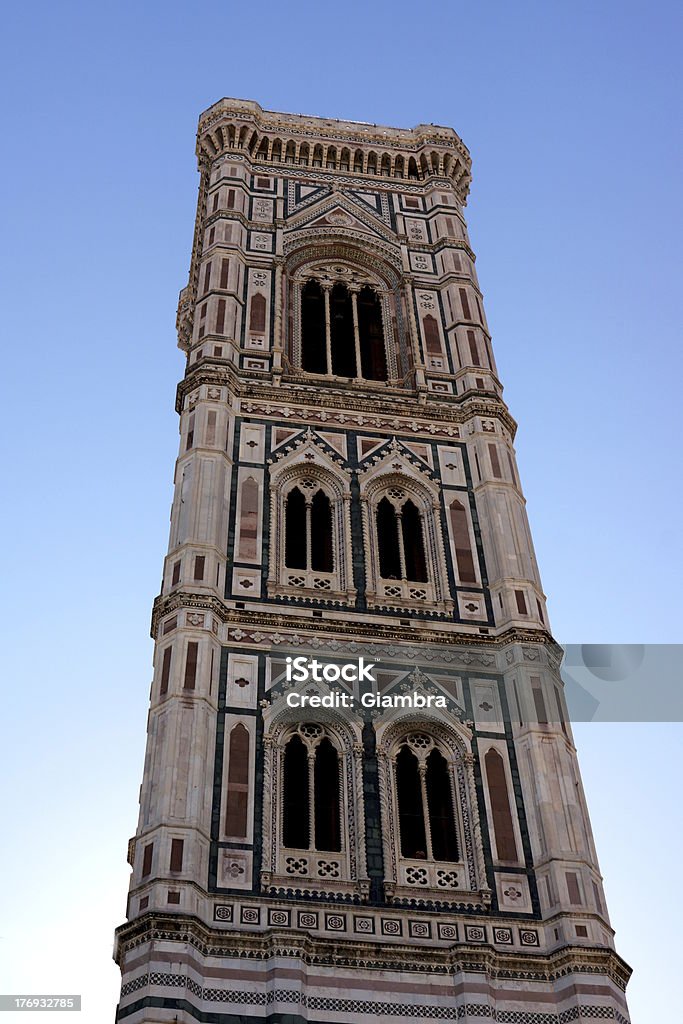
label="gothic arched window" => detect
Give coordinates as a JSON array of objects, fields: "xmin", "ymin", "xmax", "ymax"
[
  {"xmin": 311, "ymin": 489, "xmax": 333, "ymax": 572},
  {"xmin": 394, "ymin": 735, "xmax": 459, "ymax": 863},
  {"xmin": 284, "ymin": 487, "xmax": 307, "ymax": 569},
  {"xmin": 283, "ymin": 734, "xmax": 309, "ymax": 848},
  {"xmin": 314, "ymin": 738, "xmax": 341, "ymax": 852},
  {"xmin": 375, "ymin": 496, "xmax": 428, "ymax": 583},
  {"xmin": 296, "ymin": 271, "xmax": 390, "ymax": 382},
  {"xmin": 282, "ymin": 729, "xmax": 341, "ymax": 853},
  {"xmin": 269, "ymin": 460, "xmax": 354, "ymax": 604},
  {"xmin": 284, "ymin": 485, "xmax": 334, "ymax": 575}
]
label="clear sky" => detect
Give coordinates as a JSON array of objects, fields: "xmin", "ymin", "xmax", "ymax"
[{"xmin": 0, "ymin": 2, "xmax": 680, "ymax": 1021}]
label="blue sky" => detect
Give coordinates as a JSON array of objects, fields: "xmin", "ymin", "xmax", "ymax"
[{"xmin": 0, "ymin": 2, "xmax": 680, "ymax": 1021}]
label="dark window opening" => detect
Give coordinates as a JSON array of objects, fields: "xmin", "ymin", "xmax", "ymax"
[
  {"xmin": 314, "ymin": 738, "xmax": 341, "ymax": 851},
  {"xmin": 395, "ymin": 745, "xmax": 428, "ymax": 856},
  {"xmin": 396, "ymin": 747, "xmax": 427, "ymax": 857},
  {"xmin": 330, "ymin": 283, "xmax": 356, "ymax": 377},
  {"xmin": 310, "ymin": 490, "xmax": 333, "ymax": 572},
  {"xmin": 358, "ymin": 286, "xmax": 387, "ymax": 381},
  {"xmin": 285, "ymin": 487, "xmax": 306, "ymax": 569},
  {"xmin": 183, "ymin": 641, "xmax": 198, "ymax": 690},
  {"xmin": 141, "ymin": 842, "xmax": 153, "ymax": 877},
  {"xmin": 170, "ymin": 838, "xmax": 184, "ymax": 872},
  {"xmin": 301, "ymin": 279, "xmax": 327, "ymax": 373},
  {"xmin": 426, "ymin": 749, "xmax": 458, "ymax": 860},
  {"xmin": 401, "ymin": 499, "xmax": 428, "ymax": 582},
  {"xmin": 377, "ymin": 497, "xmax": 401, "ymax": 578},
  {"xmin": 160, "ymin": 646, "xmax": 172, "ymax": 696},
  {"xmin": 283, "ymin": 735, "xmax": 309, "ymax": 848}
]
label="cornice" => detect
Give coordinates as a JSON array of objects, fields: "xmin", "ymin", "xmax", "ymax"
[
  {"xmin": 113, "ymin": 911, "xmax": 631, "ymax": 989},
  {"xmin": 198, "ymin": 99, "xmax": 470, "ymax": 160},
  {"xmin": 150, "ymin": 590, "xmax": 552, "ymax": 648},
  {"xmin": 174, "ymin": 362, "xmax": 518, "ymax": 438}
]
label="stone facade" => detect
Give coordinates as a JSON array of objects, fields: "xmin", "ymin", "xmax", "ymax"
[{"xmin": 113, "ymin": 98, "xmax": 631, "ymax": 1023}]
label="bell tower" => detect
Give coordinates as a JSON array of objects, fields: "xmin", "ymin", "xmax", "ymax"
[{"xmin": 114, "ymin": 98, "xmax": 631, "ymax": 1023}]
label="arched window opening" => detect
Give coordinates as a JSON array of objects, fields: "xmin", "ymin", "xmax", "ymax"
[
  {"xmin": 426, "ymin": 748, "xmax": 458, "ymax": 860},
  {"xmin": 353, "ymin": 149, "xmax": 363, "ymax": 172},
  {"xmin": 377, "ymin": 497, "xmax": 401, "ymax": 579},
  {"xmin": 285, "ymin": 140, "xmax": 296, "ymax": 164},
  {"xmin": 283, "ymin": 735, "xmax": 309, "ymax": 848},
  {"xmin": 408, "ymin": 156, "xmax": 419, "ymax": 180},
  {"xmin": 485, "ymin": 749, "xmax": 519, "ymax": 862},
  {"xmin": 381, "ymin": 153, "xmax": 391, "ymax": 176},
  {"xmin": 340, "ymin": 147, "xmax": 350, "ymax": 171},
  {"xmin": 449, "ymin": 499, "xmax": 477, "ymax": 583},
  {"xmin": 272, "ymin": 139, "xmax": 282, "ymax": 162},
  {"xmin": 395, "ymin": 155, "xmax": 405, "ymax": 179},
  {"xmin": 330, "ymin": 283, "xmax": 357, "ymax": 378},
  {"xmin": 225, "ymin": 724, "xmax": 249, "ymax": 837},
  {"xmin": 256, "ymin": 137, "xmax": 268, "ymax": 159},
  {"xmin": 401, "ymin": 499, "xmax": 428, "ymax": 583},
  {"xmin": 301, "ymin": 279, "xmax": 327, "ymax": 374},
  {"xmin": 310, "ymin": 490, "xmax": 333, "ymax": 572},
  {"xmin": 314, "ymin": 738, "xmax": 341, "ymax": 851},
  {"xmin": 396, "ymin": 746, "xmax": 427, "ymax": 857},
  {"xmin": 285, "ymin": 485, "xmax": 334, "ymax": 578},
  {"xmin": 312, "ymin": 144, "xmax": 323, "ymax": 167},
  {"xmin": 285, "ymin": 487, "xmax": 307, "ymax": 569},
  {"xmin": 358, "ymin": 286, "xmax": 387, "ymax": 381},
  {"xmin": 299, "ymin": 142, "xmax": 310, "ymax": 166},
  {"xmin": 326, "ymin": 146, "xmax": 337, "ymax": 169},
  {"xmin": 367, "ymin": 152, "xmax": 377, "ymax": 175}
]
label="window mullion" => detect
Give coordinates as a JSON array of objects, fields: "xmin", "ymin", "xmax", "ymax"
[
  {"xmin": 323, "ymin": 285, "xmax": 332, "ymax": 375},
  {"xmin": 307, "ymin": 748, "xmax": 316, "ymax": 851},
  {"xmin": 418, "ymin": 760, "xmax": 434, "ymax": 860},
  {"xmin": 351, "ymin": 288, "xmax": 362, "ymax": 379},
  {"xmin": 396, "ymin": 509, "xmax": 407, "ymax": 580},
  {"xmin": 305, "ymin": 500, "xmax": 313, "ymax": 571}
]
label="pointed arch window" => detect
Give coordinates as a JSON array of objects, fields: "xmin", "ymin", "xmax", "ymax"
[
  {"xmin": 395, "ymin": 736, "xmax": 459, "ymax": 862},
  {"xmin": 375, "ymin": 496, "xmax": 427, "ymax": 583},
  {"xmin": 282, "ymin": 729, "xmax": 341, "ymax": 853},
  {"xmin": 311, "ymin": 489, "xmax": 333, "ymax": 572},
  {"xmin": 297, "ymin": 274, "xmax": 389, "ymax": 382},
  {"xmin": 283, "ymin": 734, "xmax": 309, "ymax": 848},
  {"xmin": 284, "ymin": 485, "xmax": 334, "ymax": 575}
]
